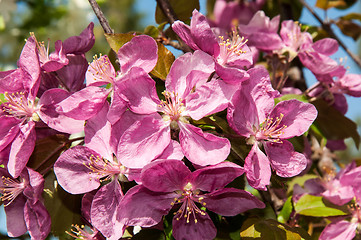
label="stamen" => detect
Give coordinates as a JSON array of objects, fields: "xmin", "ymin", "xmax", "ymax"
[
  {"xmin": 0, "ymin": 176, "xmax": 26, "ymax": 207},
  {"xmin": 158, "ymin": 91, "xmax": 186, "ymax": 122},
  {"xmin": 88, "ymin": 54, "xmax": 116, "ymax": 85},
  {"xmin": 83, "ymin": 154, "xmax": 122, "ymax": 182},
  {"xmin": 1, "ymin": 92, "xmax": 37, "ymax": 120},
  {"xmin": 256, "ymin": 113, "xmax": 288, "ymax": 142}
]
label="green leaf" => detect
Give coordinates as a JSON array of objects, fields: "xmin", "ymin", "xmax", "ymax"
[
  {"xmin": 294, "ymin": 195, "xmax": 348, "ymax": 217},
  {"xmin": 315, "ymin": 0, "xmax": 347, "ymax": 9},
  {"xmin": 274, "ymin": 94, "xmax": 308, "ymax": 105},
  {"xmin": 105, "ymin": 33, "xmax": 135, "ymax": 53},
  {"xmin": 277, "ymin": 196, "xmax": 293, "ymax": 223},
  {"xmin": 336, "ymin": 19, "xmax": 361, "ymax": 40},
  {"xmin": 43, "ymin": 172, "xmax": 82, "ymax": 238},
  {"xmin": 155, "ymin": 0, "xmax": 200, "ymax": 24},
  {"xmin": 240, "ymin": 218, "xmax": 311, "ymax": 240},
  {"xmin": 150, "ymin": 42, "xmax": 175, "ymax": 80},
  {"xmin": 312, "ymin": 99, "xmax": 360, "ymax": 148}
]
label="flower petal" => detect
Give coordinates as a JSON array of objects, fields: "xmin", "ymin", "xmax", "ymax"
[
  {"xmin": 244, "ymin": 143, "xmax": 271, "ymax": 190},
  {"xmin": 204, "ymin": 188, "xmax": 265, "ymax": 215},
  {"xmin": 265, "ymin": 141, "xmax": 307, "ymax": 178},
  {"xmin": 24, "ymin": 201, "xmax": 51, "ymax": 240},
  {"xmin": 179, "ymin": 122, "xmax": 230, "ymax": 166},
  {"xmin": 319, "ymin": 220, "xmax": 357, "ymax": 240},
  {"xmin": 4, "ymin": 195, "xmax": 27, "ymax": 237}
]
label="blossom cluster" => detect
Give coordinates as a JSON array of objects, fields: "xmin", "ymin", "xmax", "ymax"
[{"xmin": 0, "ymin": 0, "xmax": 361, "ymax": 239}]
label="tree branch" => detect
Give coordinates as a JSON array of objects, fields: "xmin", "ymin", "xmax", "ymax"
[
  {"xmin": 299, "ymin": 0, "xmax": 361, "ymax": 68},
  {"xmin": 88, "ymin": 0, "xmax": 114, "ymax": 34},
  {"xmin": 156, "ymin": 0, "xmax": 192, "ymax": 52}
]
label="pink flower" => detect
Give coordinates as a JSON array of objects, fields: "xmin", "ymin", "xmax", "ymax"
[
  {"xmin": 0, "ymin": 167, "xmax": 51, "ymax": 240},
  {"xmin": 118, "ymin": 160, "xmax": 265, "ymax": 240},
  {"xmin": 116, "ymin": 50, "xmax": 232, "ymax": 167},
  {"xmin": 227, "ymin": 66, "xmax": 317, "ymax": 190}
]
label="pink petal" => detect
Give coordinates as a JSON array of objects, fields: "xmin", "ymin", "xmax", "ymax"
[
  {"xmin": 186, "ymin": 79, "xmax": 231, "ymax": 120},
  {"xmin": 5, "ymin": 195, "xmax": 27, "ymax": 237},
  {"xmin": 265, "ymin": 141, "xmax": 307, "ymax": 178},
  {"xmin": 118, "ymin": 35, "xmax": 158, "ymax": 73},
  {"xmin": 319, "ymin": 220, "xmax": 357, "ymax": 240},
  {"xmin": 191, "ymin": 161, "xmax": 244, "ymax": 192},
  {"xmin": 141, "ymin": 160, "xmax": 190, "ymax": 192},
  {"xmin": 244, "ymin": 143, "xmax": 271, "ymax": 190},
  {"xmin": 118, "ymin": 185, "xmax": 176, "ymax": 227},
  {"xmin": 270, "ymin": 99, "xmax": 317, "ymax": 139},
  {"xmin": 157, "ymin": 140, "xmax": 184, "ymax": 160},
  {"xmin": 53, "ymin": 146, "xmax": 103, "ymax": 194},
  {"xmin": 57, "ymin": 86, "xmax": 109, "ymax": 120},
  {"xmin": 179, "ymin": 122, "xmax": 230, "ymax": 166},
  {"xmin": 84, "ymin": 102, "xmax": 114, "ymax": 160},
  {"xmin": 172, "ymin": 211, "xmax": 217, "ymax": 240},
  {"xmin": 172, "ymin": 21, "xmax": 200, "ymax": 50},
  {"xmin": 38, "ymin": 88, "xmax": 85, "ymax": 134},
  {"xmin": 0, "ymin": 116, "xmax": 21, "ymax": 152},
  {"xmin": 24, "ymin": 201, "xmax": 51, "ymax": 240},
  {"xmin": 8, "ymin": 121, "xmax": 36, "ymax": 178},
  {"xmin": 117, "ymin": 116, "xmax": 171, "ymax": 168},
  {"xmin": 63, "ymin": 22, "xmax": 95, "ymax": 54},
  {"xmin": 165, "ymin": 50, "xmax": 215, "ymax": 99},
  {"xmin": 204, "ymin": 188, "xmax": 265, "ymax": 215},
  {"xmin": 116, "ymin": 68, "xmax": 159, "ymax": 114},
  {"xmin": 312, "ymin": 38, "xmax": 338, "ymax": 56},
  {"xmin": 91, "ymin": 180, "xmax": 125, "ymax": 239}
]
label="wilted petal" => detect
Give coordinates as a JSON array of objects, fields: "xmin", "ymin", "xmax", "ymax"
[
  {"xmin": 244, "ymin": 143, "xmax": 271, "ymax": 190},
  {"xmin": 204, "ymin": 188, "xmax": 265, "ymax": 215},
  {"xmin": 141, "ymin": 160, "xmax": 190, "ymax": 192},
  {"xmin": 118, "ymin": 35, "xmax": 158, "ymax": 73},
  {"xmin": 265, "ymin": 141, "xmax": 307, "ymax": 178},
  {"xmin": 190, "ymin": 162, "xmax": 244, "ymax": 192},
  {"xmin": 179, "ymin": 122, "xmax": 230, "ymax": 166}
]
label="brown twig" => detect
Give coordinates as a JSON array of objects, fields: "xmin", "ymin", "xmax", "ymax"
[
  {"xmin": 88, "ymin": 0, "xmax": 114, "ymax": 34},
  {"xmin": 299, "ymin": 0, "xmax": 361, "ymax": 68}
]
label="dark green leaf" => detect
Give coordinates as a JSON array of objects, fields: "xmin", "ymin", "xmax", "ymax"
[
  {"xmin": 150, "ymin": 42, "xmax": 175, "ymax": 80},
  {"xmin": 240, "ymin": 218, "xmax": 311, "ymax": 240},
  {"xmin": 155, "ymin": 0, "xmax": 200, "ymax": 24},
  {"xmin": 294, "ymin": 195, "xmax": 348, "ymax": 217},
  {"xmin": 312, "ymin": 99, "xmax": 360, "ymax": 148}
]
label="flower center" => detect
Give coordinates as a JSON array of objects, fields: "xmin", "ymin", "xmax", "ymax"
[
  {"xmin": 87, "ymin": 54, "xmax": 116, "ymax": 85},
  {"xmin": 256, "ymin": 113, "xmax": 287, "ymax": 142},
  {"xmin": 1, "ymin": 92, "xmax": 39, "ymax": 121},
  {"xmin": 66, "ymin": 224, "xmax": 97, "ymax": 240},
  {"xmin": 171, "ymin": 182, "xmax": 207, "ymax": 224},
  {"xmin": 158, "ymin": 91, "xmax": 187, "ymax": 126},
  {"xmin": 218, "ymin": 31, "xmax": 248, "ymax": 65},
  {"xmin": 83, "ymin": 154, "xmax": 127, "ymax": 182},
  {"xmin": 30, "ymin": 32, "xmax": 50, "ymax": 65},
  {"xmin": 0, "ymin": 176, "xmax": 26, "ymax": 207},
  {"xmin": 348, "ymin": 202, "xmax": 361, "ymax": 223}
]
